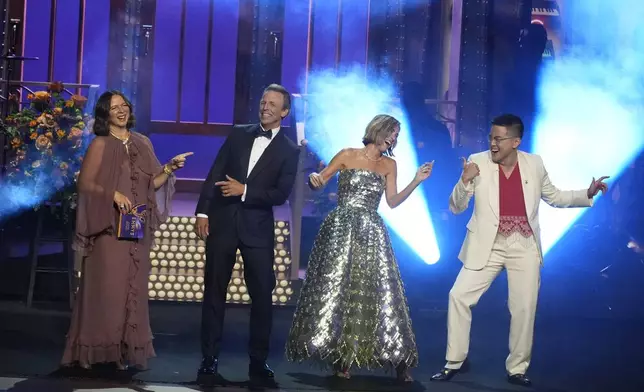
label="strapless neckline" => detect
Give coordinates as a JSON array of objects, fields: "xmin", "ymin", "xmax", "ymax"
[{"xmin": 341, "ymin": 168, "xmax": 386, "ymax": 180}]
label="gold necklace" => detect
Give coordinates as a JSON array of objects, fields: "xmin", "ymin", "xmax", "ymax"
[
  {"xmin": 110, "ymin": 131, "xmax": 130, "ymax": 145},
  {"xmin": 363, "ymin": 149, "xmax": 383, "ymax": 162}
]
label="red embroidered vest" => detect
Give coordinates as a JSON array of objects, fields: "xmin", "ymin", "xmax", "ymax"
[{"xmin": 498, "ymin": 163, "xmax": 533, "ymax": 238}]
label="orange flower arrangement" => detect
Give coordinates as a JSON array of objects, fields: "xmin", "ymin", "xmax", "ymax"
[{"xmin": 1, "ymin": 81, "xmax": 93, "ymax": 217}]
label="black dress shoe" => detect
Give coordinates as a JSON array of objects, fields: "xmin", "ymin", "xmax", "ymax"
[
  {"xmin": 249, "ymin": 361, "xmax": 275, "ymax": 379},
  {"xmin": 508, "ymin": 373, "xmax": 532, "ymax": 387},
  {"xmin": 248, "ymin": 361, "xmax": 276, "ymax": 387},
  {"xmin": 197, "ymin": 356, "xmax": 224, "ymax": 386},
  {"xmin": 430, "ymin": 360, "xmax": 469, "ymax": 382},
  {"xmin": 430, "ymin": 367, "xmax": 461, "ymax": 381}
]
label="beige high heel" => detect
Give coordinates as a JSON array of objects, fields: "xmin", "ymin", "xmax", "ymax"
[
  {"xmin": 335, "ymin": 369, "xmax": 351, "ymax": 379},
  {"xmin": 333, "ymin": 363, "xmax": 351, "ymax": 379}
]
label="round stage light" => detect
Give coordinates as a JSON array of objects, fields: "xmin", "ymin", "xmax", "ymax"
[{"xmin": 150, "ymin": 217, "xmax": 295, "ymax": 304}]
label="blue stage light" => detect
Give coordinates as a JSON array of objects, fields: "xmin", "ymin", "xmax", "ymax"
[{"xmin": 532, "ymin": 0, "xmax": 644, "ymax": 255}]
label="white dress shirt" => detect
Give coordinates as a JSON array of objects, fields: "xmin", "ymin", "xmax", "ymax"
[{"xmin": 197, "ymin": 126, "xmax": 279, "ymax": 219}]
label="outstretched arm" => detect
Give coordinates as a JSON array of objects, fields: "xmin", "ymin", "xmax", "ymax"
[
  {"xmin": 308, "ymin": 148, "xmax": 350, "ymax": 189},
  {"xmin": 539, "ymin": 156, "xmax": 594, "ymax": 208},
  {"xmin": 136, "ymin": 134, "xmax": 178, "ymax": 222},
  {"xmin": 384, "ymin": 160, "xmax": 432, "ymax": 209}
]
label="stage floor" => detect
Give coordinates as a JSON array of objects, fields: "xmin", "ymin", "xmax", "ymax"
[{"xmin": 0, "ymin": 300, "xmax": 642, "ymax": 392}]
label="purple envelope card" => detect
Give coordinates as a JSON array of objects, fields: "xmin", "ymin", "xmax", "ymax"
[{"xmin": 117, "ymin": 203, "xmax": 147, "ymax": 240}]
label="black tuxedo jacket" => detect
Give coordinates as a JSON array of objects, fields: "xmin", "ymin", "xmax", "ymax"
[{"xmin": 196, "ymin": 124, "xmax": 300, "ymax": 248}]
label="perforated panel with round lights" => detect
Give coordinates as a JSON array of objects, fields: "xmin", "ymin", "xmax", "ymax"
[{"xmin": 149, "ymin": 217, "xmax": 295, "ymax": 305}]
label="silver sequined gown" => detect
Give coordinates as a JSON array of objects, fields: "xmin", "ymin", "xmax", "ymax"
[{"xmin": 286, "ymin": 168, "xmax": 418, "ymax": 370}]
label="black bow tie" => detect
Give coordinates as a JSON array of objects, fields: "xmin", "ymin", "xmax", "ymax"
[{"xmin": 255, "ymin": 128, "xmax": 273, "ymax": 139}]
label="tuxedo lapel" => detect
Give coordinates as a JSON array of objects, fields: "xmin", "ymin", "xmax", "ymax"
[
  {"xmin": 246, "ymin": 131, "xmax": 283, "ymax": 182},
  {"xmin": 518, "ymin": 151, "xmax": 535, "ymax": 213},
  {"xmin": 487, "ymin": 152, "xmax": 500, "ymax": 219},
  {"xmin": 239, "ymin": 125, "xmax": 257, "ymax": 182}
]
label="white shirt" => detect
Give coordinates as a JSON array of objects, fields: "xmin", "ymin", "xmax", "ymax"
[{"xmin": 197, "ymin": 126, "xmax": 279, "ymax": 219}]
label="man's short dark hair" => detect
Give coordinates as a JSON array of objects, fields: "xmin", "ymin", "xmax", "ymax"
[
  {"xmin": 263, "ymin": 83, "xmax": 291, "ymax": 113},
  {"xmin": 491, "ymin": 114, "xmax": 524, "ymax": 139}
]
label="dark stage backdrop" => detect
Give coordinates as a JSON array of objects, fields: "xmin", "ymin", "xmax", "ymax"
[{"xmin": 16, "ymin": 0, "xmax": 443, "ymax": 180}]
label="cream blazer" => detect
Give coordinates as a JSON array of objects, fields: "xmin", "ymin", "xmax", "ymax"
[{"xmin": 449, "ymin": 150, "xmax": 593, "ymax": 270}]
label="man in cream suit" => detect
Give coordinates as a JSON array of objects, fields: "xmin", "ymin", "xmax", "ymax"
[{"xmin": 430, "ymin": 114, "xmax": 608, "ymax": 387}]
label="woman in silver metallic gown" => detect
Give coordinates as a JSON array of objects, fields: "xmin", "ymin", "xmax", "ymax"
[{"xmin": 285, "ymin": 114, "xmax": 433, "ymax": 382}]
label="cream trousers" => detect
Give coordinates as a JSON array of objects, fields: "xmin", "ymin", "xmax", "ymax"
[{"xmin": 445, "ymin": 233, "xmax": 540, "ymax": 375}]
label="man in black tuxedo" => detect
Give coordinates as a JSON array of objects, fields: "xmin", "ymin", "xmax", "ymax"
[{"xmin": 195, "ymin": 84, "xmax": 300, "ymax": 386}]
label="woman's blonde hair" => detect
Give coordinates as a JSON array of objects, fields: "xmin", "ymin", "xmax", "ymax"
[{"xmin": 362, "ymin": 114, "xmax": 400, "ymax": 156}]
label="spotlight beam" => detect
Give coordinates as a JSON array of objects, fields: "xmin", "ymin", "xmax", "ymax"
[{"xmin": 532, "ymin": 0, "xmax": 644, "ymax": 255}]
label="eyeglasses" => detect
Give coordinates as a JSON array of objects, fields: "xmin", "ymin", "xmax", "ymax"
[{"xmin": 488, "ymin": 135, "xmax": 514, "ymax": 143}]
